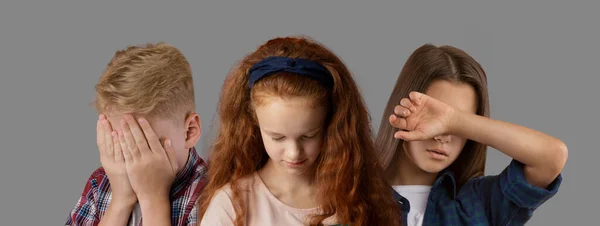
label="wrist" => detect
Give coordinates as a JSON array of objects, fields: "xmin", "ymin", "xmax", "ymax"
[
  {"xmin": 100, "ymin": 198, "xmax": 137, "ymax": 226},
  {"xmin": 108, "ymin": 197, "xmax": 137, "ymax": 210},
  {"xmin": 138, "ymin": 191, "xmax": 170, "ymax": 207},
  {"xmin": 448, "ymin": 108, "xmax": 464, "ymax": 135},
  {"xmin": 111, "ymin": 193, "xmax": 138, "ymax": 208},
  {"xmin": 139, "ymin": 194, "xmax": 171, "ymax": 218}
]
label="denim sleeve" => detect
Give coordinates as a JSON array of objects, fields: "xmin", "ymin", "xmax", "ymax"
[{"xmin": 467, "ymin": 159, "xmax": 562, "ymax": 225}]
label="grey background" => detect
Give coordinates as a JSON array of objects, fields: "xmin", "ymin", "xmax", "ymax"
[{"xmin": 0, "ymin": 0, "xmax": 596, "ymax": 225}]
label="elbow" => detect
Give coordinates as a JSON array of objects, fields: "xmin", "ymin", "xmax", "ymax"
[
  {"xmin": 549, "ymin": 140, "xmax": 568, "ymax": 176},
  {"xmin": 525, "ymin": 140, "xmax": 567, "ymax": 188}
]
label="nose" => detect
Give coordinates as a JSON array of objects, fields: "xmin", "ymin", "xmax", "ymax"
[
  {"xmin": 284, "ymin": 141, "xmax": 303, "ymax": 160},
  {"xmin": 434, "ymin": 134, "xmax": 451, "ymax": 143}
]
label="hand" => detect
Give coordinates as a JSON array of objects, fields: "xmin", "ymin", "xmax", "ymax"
[
  {"xmin": 117, "ymin": 114, "xmax": 179, "ymax": 203},
  {"xmin": 97, "ymin": 114, "xmax": 136, "ymax": 205},
  {"xmin": 389, "ymin": 91, "xmax": 457, "ymax": 141}
]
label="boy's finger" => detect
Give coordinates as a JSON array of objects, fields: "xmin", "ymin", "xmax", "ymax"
[
  {"xmin": 137, "ymin": 117, "xmax": 162, "ymax": 155},
  {"xmin": 119, "ymin": 131, "xmax": 133, "ymax": 162},
  {"xmin": 112, "ymin": 131, "xmax": 124, "ymax": 163},
  {"xmin": 164, "ymin": 139, "xmax": 178, "ymax": 172},
  {"xmin": 121, "ymin": 119, "xmax": 141, "ymax": 159},
  {"xmin": 97, "ymin": 116, "xmax": 105, "ymax": 156},
  {"xmin": 124, "ymin": 115, "xmax": 151, "ymax": 155},
  {"xmin": 104, "ymin": 120, "xmax": 114, "ymax": 159}
]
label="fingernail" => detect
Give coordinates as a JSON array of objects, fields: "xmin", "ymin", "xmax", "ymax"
[
  {"xmin": 165, "ymin": 139, "xmax": 171, "ymax": 147},
  {"xmin": 111, "ymin": 131, "xmax": 117, "ymax": 138},
  {"xmin": 138, "ymin": 118, "xmax": 146, "ymax": 124},
  {"xmin": 98, "ymin": 114, "xmax": 103, "ymax": 120},
  {"xmin": 403, "ymin": 110, "xmax": 408, "ymax": 116}
]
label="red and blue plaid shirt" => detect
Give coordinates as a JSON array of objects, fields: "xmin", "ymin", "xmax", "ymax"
[
  {"xmin": 65, "ymin": 148, "xmax": 207, "ymax": 226},
  {"xmin": 392, "ymin": 159, "xmax": 562, "ymax": 226}
]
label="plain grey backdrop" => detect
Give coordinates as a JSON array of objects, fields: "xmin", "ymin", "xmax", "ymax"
[{"xmin": 0, "ymin": 0, "xmax": 597, "ymax": 225}]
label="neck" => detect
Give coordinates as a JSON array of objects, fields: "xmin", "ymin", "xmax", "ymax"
[
  {"xmin": 176, "ymin": 148, "xmax": 192, "ymax": 173},
  {"xmin": 390, "ymin": 150, "xmax": 437, "ymax": 186},
  {"xmin": 259, "ymin": 160, "xmax": 316, "ymax": 194}
]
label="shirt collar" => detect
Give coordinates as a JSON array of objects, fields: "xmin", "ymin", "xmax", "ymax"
[
  {"xmin": 391, "ymin": 168, "xmax": 459, "ymax": 207},
  {"xmin": 170, "ymin": 147, "xmax": 201, "ymax": 196},
  {"xmin": 433, "ymin": 168, "xmax": 458, "ymax": 199}
]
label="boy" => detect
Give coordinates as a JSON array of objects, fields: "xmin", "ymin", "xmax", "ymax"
[{"xmin": 66, "ymin": 42, "xmax": 207, "ymax": 226}]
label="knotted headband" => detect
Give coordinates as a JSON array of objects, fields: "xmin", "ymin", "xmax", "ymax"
[{"xmin": 247, "ymin": 56, "xmax": 334, "ymax": 89}]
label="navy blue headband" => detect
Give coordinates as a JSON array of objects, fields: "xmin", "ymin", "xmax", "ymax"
[{"xmin": 247, "ymin": 56, "xmax": 334, "ymax": 89}]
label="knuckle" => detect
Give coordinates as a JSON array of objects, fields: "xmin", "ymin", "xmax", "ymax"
[
  {"xmin": 131, "ymin": 147, "xmax": 140, "ymax": 155},
  {"xmin": 135, "ymin": 139, "xmax": 146, "ymax": 148}
]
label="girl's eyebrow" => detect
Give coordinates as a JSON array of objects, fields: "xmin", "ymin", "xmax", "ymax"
[{"xmin": 263, "ymin": 126, "xmax": 322, "ymax": 136}]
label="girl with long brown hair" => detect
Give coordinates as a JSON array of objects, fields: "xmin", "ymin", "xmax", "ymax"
[
  {"xmin": 198, "ymin": 36, "xmax": 402, "ymax": 226},
  {"xmin": 375, "ymin": 44, "xmax": 568, "ymax": 225}
]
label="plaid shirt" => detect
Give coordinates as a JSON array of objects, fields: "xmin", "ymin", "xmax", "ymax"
[
  {"xmin": 65, "ymin": 148, "xmax": 207, "ymax": 226},
  {"xmin": 392, "ymin": 159, "xmax": 562, "ymax": 226}
]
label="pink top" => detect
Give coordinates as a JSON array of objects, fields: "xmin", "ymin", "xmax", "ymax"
[{"xmin": 199, "ymin": 173, "xmax": 338, "ymax": 226}]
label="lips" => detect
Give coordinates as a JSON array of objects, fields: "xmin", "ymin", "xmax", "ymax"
[
  {"xmin": 426, "ymin": 149, "xmax": 449, "ymax": 160},
  {"xmin": 427, "ymin": 149, "xmax": 448, "ymax": 156},
  {"xmin": 284, "ymin": 159, "xmax": 307, "ymax": 167}
]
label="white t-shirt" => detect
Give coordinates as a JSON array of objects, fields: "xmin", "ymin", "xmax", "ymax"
[
  {"xmin": 127, "ymin": 202, "xmax": 142, "ymax": 226},
  {"xmin": 392, "ymin": 185, "xmax": 432, "ymax": 226}
]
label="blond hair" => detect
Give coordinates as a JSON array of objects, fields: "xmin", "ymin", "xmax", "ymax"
[{"xmin": 95, "ymin": 42, "xmax": 195, "ymax": 121}]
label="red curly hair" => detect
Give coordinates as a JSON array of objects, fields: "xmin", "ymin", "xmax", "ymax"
[{"xmin": 198, "ymin": 36, "xmax": 402, "ymax": 226}]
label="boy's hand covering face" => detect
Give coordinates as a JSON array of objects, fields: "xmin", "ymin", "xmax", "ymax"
[
  {"xmin": 118, "ymin": 114, "xmax": 179, "ymax": 202},
  {"xmin": 97, "ymin": 114, "xmax": 136, "ymax": 204}
]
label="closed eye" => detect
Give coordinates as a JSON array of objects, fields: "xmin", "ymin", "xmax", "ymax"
[
  {"xmin": 302, "ymin": 133, "xmax": 319, "ymax": 139},
  {"xmin": 272, "ymin": 136, "xmax": 285, "ymax": 141}
]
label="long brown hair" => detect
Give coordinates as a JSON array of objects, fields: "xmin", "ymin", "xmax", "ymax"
[
  {"xmin": 198, "ymin": 36, "xmax": 402, "ymax": 226},
  {"xmin": 375, "ymin": 44, "xmax": 490, "ymax": 188}
]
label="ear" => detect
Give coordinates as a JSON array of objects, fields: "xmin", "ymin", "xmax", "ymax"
[{"xmin": 184, "ymin": 112, "xmax": 202, "ymax": 149}]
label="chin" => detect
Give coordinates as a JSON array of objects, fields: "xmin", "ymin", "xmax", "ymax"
[
  {"xmin": 418, "ymin": 162, "xmax": 450, "ymax": 174},
  {"xmin": 284, "ymin": 167, "xmax": 309, "ymax": 175},
  {"xmin": 278, "ymin": 164, "xmax": 311, "ymax": 176}
]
